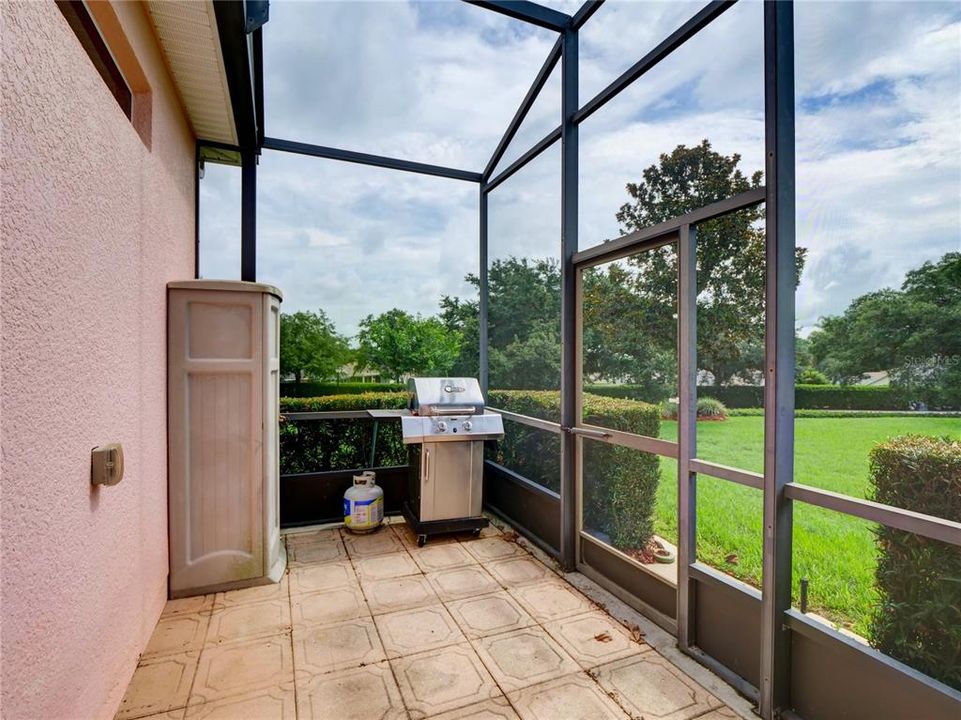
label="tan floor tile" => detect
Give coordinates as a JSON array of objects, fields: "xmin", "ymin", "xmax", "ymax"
[
  {"xmin": 508, "ymin": 673, "xmax": 628, "ymax": 720},
  {"xmin": 427, "ymin": 566, "xmax": 500, "ymax": 602},
  {"xmin": 462, "ymin": 537, "xmax": 523, "ymax": 563},
  {"xmin": 296, "ymin": 662, "xmax": 406, "ymax": 720},
  {"xmin": 354, "ymin": 551, "xmax": 422, "ymax": 581},
  {"xmin": 143, "ymin": 613, "xmax": 209, "ymax": 659},
  {"xmin": 291, "ymin": 585, "xmax": 370, "ymax": 626},
  {"xmin": 508, "ymin": 579, "xmax": 595, "ymax": 623},
  {"xmin": 191, "ymin": 635, "xmax": 294, "ymax": 704},
  {"xmin": 184, "ymin": 685, "xmax": 295, "ymax": 720},
  {"xmin": 116, "ymin": 652, "xmax": 198, "ymax": 720},
  {"xmin": 426, "ymin": 695, "xmax": 518, "ymax": 720},
  {"xmin": 485, "ymin": 557, "xmax": 553, "ymax": 587},
  {"xmin": 593, "ymin": 654, "xmax": 722, "ymax": 720},
  {"xmin": 472, "ymin": 627, "xmax": 580, "ymax": 693},
  {"xmin": 285, "ymin": 528, "xmax": 340, "ymax": 546},
  {"xmin": 206, "ymin": 598, "xmax": 291, "ymax": 644},
  {"xmin": 292, "ymin": 617, "xmax": 386, "ymax": 675},
  {"xmin": 363, "ymin": 574, "xmax": 440, "ymax": 615},
  {"xmin": 216, "ymin": 576, "xmax": 288, "ymax": 607},
  {"xmin": 342, "ymin": 527, "xmax": 406, "ymax": 558},
  {"xmin": 391, "ymin": 643, "xmax": 499, "ymax": 718},
  {"xmin": 162, "ymin": 595, "xmax": 215, "ymax": 618},
  {"xmin": 543, "ymin": 611, "xmax": 647, "ymax": 670},
  {"xmin": 287, "ymin": 540, "xmax": 347, "ymax": 565},
  {"xmin": 445, "ymin": 591, "xmax": 536, "ymax": 640},
  {"xmin": 375, "ymin": 604, "xmax": 464, "ymax": 658},
  {"xmin": 133, "ymin": 711, "xmax": 185, "ymax": 720},
  {"xmin": 409, "ymin": 542, "xmax": 476, "ymax": 572},
  {"xmin": 695, "ymin": 709, "xmax": 741, "ymax": 720},
  {"xmin": 289, "ymin": 561, "xmax": 355, "ymax": 595}
]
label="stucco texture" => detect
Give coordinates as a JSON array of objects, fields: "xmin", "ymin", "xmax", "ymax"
[{"xmin": 1, "ymin": 2, "xmax": 194, "ymax": 718}]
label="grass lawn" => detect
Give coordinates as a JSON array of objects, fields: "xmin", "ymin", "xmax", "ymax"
[{"xmin": 653, "ymin": 415, "xmax": 959, "ymax": 636}]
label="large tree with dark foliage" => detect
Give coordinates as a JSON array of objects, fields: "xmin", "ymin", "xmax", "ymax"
[
  {"xmin": 358, "ymin": 309, "xmax": 462, "ymax": 382},
  {"xmin": 616, "ymin": 140, "xmax": 806, "ymax": 386}
]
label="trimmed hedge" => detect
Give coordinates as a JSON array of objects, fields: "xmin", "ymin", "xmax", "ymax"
[
  {"xmin": 868, "ymin": 435, "xmax": 961, "ymax": 690},
  {"xmin": 279, "ymin": 392, "xmax": 407, "ymax": 474},
  {"xmin": 489, "ymin": 390, "xmax": 661, "ymax": 552},
  {"xmin": 280, "ymin": 381, "xmax": 404, "ymax": 397},
  {"xmin": 728, "ymin": 408, "xmax": 961, "ymax": 418},
  {"xmin": 586, "ymin": 383, "xmax": 934, "ymax": 410}
]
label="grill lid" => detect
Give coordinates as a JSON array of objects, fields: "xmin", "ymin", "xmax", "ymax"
[{"xmin": 407, "ymin": 377, "xmax": 485, "ymax": 416}]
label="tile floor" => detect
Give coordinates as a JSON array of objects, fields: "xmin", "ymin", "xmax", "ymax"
[{"xmin": 118, "ymin": 519, "xmax": 749, "ymax": 720}]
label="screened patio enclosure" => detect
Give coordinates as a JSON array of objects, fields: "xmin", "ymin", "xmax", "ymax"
[{"xmin": 197, "ymin": 2, "xmax": 961, "ymax": 719}]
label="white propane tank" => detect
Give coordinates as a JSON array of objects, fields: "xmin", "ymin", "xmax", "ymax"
[{"xmin": 343, "ymin": 471, "xmax": 384, "ymax": 533}]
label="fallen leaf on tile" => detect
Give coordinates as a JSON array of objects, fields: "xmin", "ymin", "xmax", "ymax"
[{"xmin": 594, "ymin": 632, "xmax": 613, "ymax": 643}]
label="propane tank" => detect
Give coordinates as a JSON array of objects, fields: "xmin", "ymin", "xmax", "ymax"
[{"xmin": 343, "ymin": 470, "xmax": 384, "ymax": 533}]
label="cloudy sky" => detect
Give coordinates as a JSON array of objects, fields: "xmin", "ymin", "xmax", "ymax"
[{"xmin": 199, "ymin": 0, "xmax": 961, "ymax": 339}]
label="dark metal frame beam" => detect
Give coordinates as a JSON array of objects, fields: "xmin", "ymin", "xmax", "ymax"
[
  {"xmin": 484, "ymin": 126, "xmax": 561, "ymax": 193},
  {"xmin": 262, "ymin": 137, "xmax": 483, "ymax": 183},
  {"xmin": 760, "ymin": 1, "xmax": 796, "ymax": 716},
  {"xmin": 571, "ymin": 0, "xmax": 605, "ymax": 31},
  {"xmin": 558, "ymin": 25, "xmax": 579, "ymax": 572},
  {"xmin": 484, "ymin": 36, "xmax": 562, "ymax": 180},
  {"xmin": 241, "ymin": 147, "xmax": 257, "ymax": 281},
  {"xmin": 464, "ymin": 1, "xmax": 571, "ymax": 32},
  {"xmin": 573, "ymin": 1, "xmax": 736, "ymax": 125}
]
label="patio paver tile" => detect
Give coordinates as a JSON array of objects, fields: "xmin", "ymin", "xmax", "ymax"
[
  {"xmin": 296, "ymin": 662, "xmax": 406, "ymax": 720},
  {"xmin": 206, "ymin": 598, "xmax": 291, "ymax": 645},
  {"xmin": 507, "ymin": 672, "xmax": 628, "ymax": 720},
  {"xmin": 445, "ymin": 590, "xmax": 536, "ymax": 640},
  {"xmin": 471, "ymin": 626, "xmax": 580, "ymax": 693},
  {"xmin": 292, "ymin": 616, "xmax": 386, "ymax": 676},
  {"xmin": 342, "ymin": 527, "xmax": 406, "ymax": 558},
  {"xmin": 391, "ymin": 642, "xmax": 500, "ymax": 718},
  {"xmin": 543, "ymin": 610, "xmax": 648, "ymax": 670},
  {"xmin": 287, "ymin": 540, "xmax": 347, "ymax": 565},
  {"xmin": 409, "ymin": 542, "xmax": 476, "ymax": 572},
  {"xmin": 116, "ymin": 651, "xmax": 198, "ymax": 720},
  {"xmin": 289, "ymin": 560, "xmax": 355, "ymax": 596},
  {"xmin": 215, "ymin": 575, "xmax": 288, "ymax": 607},
  {"xmin": 485, "ymin": 557, "xmax": 554, "ymax": 588},
  {"xmin": 462, "ymin": 537, "xmax": 522, "ymax": 563},
  {"xmin": 290, "ymin": 585, "xmax": 370, "ymax": 626},
  {"xmin": 183, "ymin": 685, "xmax": 295, "ymax": 720},
  {"xmin": 190, "ymin": 634, "xmax": 294, "ymax": 705},
  {"xmin": 507, "ymin": 579, "xmax": 595, "ymax": 623},
  {"xmin": 353, "ymin": 551, "xmax": 422, "ymax": 581},
  {"xmin": 161, "ymin": 595, "xmax": 215, "ymax": 618},
  {"xmin": 374, "ymin": 603, "xmax": 465, "ymax": 658},
  {"xmin": 363, "ymin": 573, "xmax": 440, "ymax": 615},
  {"xmin": 592, "ymin": 653, "xmax": 723, "ymax": 720},
  {"xmin": 424, "ymin": 695, "xmax": 518, "ymax": 720},
  {"xmin": 142, "ymin": 612, "xmax": 209, "ymax": 659},
  {"xmin": 426, "ymin": 565, "xmax": 500, "ymax": 602}
]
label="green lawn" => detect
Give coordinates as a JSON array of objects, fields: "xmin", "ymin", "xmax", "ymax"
[{"xmin": 652, "ymin": 415, "xmax": 959, "ymax": 636}]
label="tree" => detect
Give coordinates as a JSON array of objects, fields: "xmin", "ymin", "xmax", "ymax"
[
  {"xmin": 280, "ymin": 309, "xmax": 349, "ymax": 383},
  {"xmin": 616, "ymin": 140, "xmax": 807, "ymax": 385},
  {"xmin": 809, "ymin": 252, "xmax": 961, "ymax": 406},
  {"xmin": 357, "ymin": 309, "xmax": 462, "ymax": 382}
]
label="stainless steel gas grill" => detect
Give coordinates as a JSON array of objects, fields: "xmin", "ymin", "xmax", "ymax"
[{"xmin": 400, "ymin": 377, "xmax": 504, "ymax": 546}]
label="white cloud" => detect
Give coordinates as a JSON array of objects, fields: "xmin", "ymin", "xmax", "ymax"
[{"xmin": 199, "ymin": 0, "xmax": 961, "ymax": 345}]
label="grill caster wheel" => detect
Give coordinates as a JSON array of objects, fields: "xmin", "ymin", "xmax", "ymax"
[
  {"xmin": 471, "ymin": 529, "xmax": 481, "ymax": 538},
  {"xmin": 417, "ymin": 535, "xmax": 427, "ymax": 548}
]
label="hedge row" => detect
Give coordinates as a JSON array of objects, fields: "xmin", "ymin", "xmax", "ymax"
[
  {"xmin": 585, "ymin": 383, "xmax": 955, "ymax": 410},
  {"xmin": 280, "ymin": 381, "xmax": 404, "ymax": 397},
  {"xmin": 868, "ymin": 435, "xmax": 961, "ymax": 690},
  {"xmin": 279, "ymin": 392, "xmax": 408, "ymax": 474},
  {"xmin": 727, "ymin": 408, "xmax": 961, "ymax": 419},
  {"xmin": 488, "ymin": 390, "xmax": 661, "ymax": 551}
]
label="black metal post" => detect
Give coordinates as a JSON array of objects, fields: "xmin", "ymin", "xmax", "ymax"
[
  {"xmin": 760, "ymin": 1, "xmax": 796, "ymax": 716},
  {"xmin": 241, "ymin": 147, "xmax": 257, "ymax": 282},
  {"xmin": 479, "ymin": 185, "xmax": 490, "ymax": 395},
  {"xmin": 559, "ymin": 26, "xmax": 579, "ymax": 572},
  {"xmin": 194, "ymin": 141, "xmax": 200, "ymax": 279},
  {"xmin": 677, "ymin": 223, "xmax": 697, "ymax": 649}
]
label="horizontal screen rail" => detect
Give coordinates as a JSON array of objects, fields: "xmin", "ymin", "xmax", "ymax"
[
  {"xmin": 785, "ymin": 482, "xmax": 961, "ymax": 547},
  {"xmin": 574, "ymin": 187, "xmax": 765, "ymax": 267},
  {"xmin": 690, "ymin": 459, "xmax": 764, "ymax": 490},
  {"xmin": 281, "ymin": 410, "xmax": 373, "ymax": 421},
  {"xmin": 576, "ymin": 423, "xmax": 679, "ymax": 458},
  {"xmin": 263, "ymin": 137, "xmax": 483, "ymax": 183},
  {"xmin": 465, "ymin": 0, "xmax": 571, "ymax": 32},
  {"xmin": 484, "ymin": 125, "xmax": 562, "ymax": 193},
  {"xmin": 573, "ymin": 0, "xmax": 735, "ymax": 125},
  {"xmin": 488, "ymin": 407, "xmax": 562, "ymax": 434}
]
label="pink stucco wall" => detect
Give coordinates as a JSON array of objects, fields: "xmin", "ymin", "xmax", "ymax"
[{"xmin": 1, "ymin": 2, "xmax": 195, "ymax": 718}]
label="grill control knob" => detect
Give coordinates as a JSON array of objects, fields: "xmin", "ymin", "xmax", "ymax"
[
  {"xmin": 436, "ymin": 421, "xmax": 447, "ymax": 432},
  {"xmin": 463, "ymin": 421, "xmax": 472, "ymax": 431}
]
